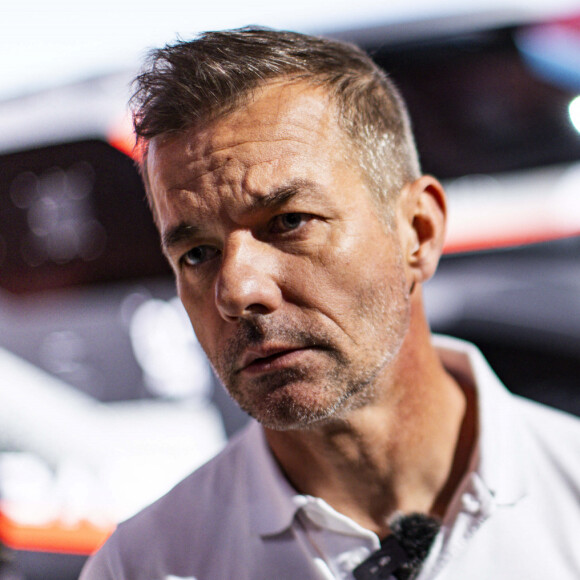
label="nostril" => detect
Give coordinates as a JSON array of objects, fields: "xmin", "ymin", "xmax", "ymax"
[{"xmin": 245, "ymin": 303, "xmax": 272, "ymax": 316}]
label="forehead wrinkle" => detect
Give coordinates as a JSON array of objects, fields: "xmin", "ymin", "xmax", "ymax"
[
  {"xmin": 158, "ymin": 94, "xmax": 342, "ymax": 193},
  {"xmin": 180, "ymin": 117, "xmax": 321, "ymax": 165},
  {"xmin": 164, "ymin": 177, "xmax": 323, "ymax": 246},
  {"xmin": 166, "ymin": 136, "xmax": 312, "ymax": 197},
  {"xmin": 202, "ymin": 135, "xmax": 315, "ymax": 157}
]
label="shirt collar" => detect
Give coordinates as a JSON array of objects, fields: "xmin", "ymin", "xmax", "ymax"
[
  {"xmin": 243, "ymin": 421, "xmax": 302, "ymax": 536},
  {"xmin": 433, "ymin": 335, "xmax": 528, "ymax": 506},
  {"xmin": 244, "ymin": 422, "xmax": 378, "ymax": 538}
]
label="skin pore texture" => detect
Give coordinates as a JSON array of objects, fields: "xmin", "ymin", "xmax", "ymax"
[{"xmin": 146, "ymin": 80, "xmax": 475, "ymax": 537}]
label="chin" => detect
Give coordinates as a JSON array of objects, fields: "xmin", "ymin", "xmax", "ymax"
[{"xmin": 241, "ymin": 379, "xmax": 362, "ymax": 431}]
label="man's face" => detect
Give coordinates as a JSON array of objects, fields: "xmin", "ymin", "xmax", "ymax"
[{"xmin": 147, "ymin": 81, "xmax": 412, "ymax": 430}]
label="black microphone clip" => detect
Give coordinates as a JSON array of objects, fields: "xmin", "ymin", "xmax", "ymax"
[
  {"xmin": 353, "ymin": 536, "xmax": 408, "ymax": 580},
  {"xmin": 352, "ymin": 513, "xmax": 441, "ymax": 580}
]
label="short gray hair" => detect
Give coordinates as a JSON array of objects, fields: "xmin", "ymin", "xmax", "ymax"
[{"xmin": 131, "ymin": 26, "xmax": 421, "ymax": 215}]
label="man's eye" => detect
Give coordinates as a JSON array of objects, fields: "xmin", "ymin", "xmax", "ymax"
[
  {"xmin": 182, "ymin": 245, "xmax": 220, "ymax": 266},
  {"xmin": 270, "ymin": 213, "xmax": 311, "ymax": 234}
]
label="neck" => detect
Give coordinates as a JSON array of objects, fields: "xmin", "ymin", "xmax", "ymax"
[{"xmin": 265, "ymin": 293, "xmax": 475, "ymax": 537}]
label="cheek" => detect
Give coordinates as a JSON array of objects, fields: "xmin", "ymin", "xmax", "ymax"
[
  {"xmin": 177, "ymin": 281, "xmax": 218, "ymax": 354},
  {"xmin": 279, "ymin": 246, "xmax": 367, "ymax": 327},
  {"xmin": 313, "ymin": 232, "xmax": 407, "ymax": 326},
  {"xmin": 312, "ymin": 224, "xmax": 397, "ymax": 295}
]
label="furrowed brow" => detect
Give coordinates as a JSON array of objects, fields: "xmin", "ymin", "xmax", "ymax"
[
  {"xmin": 161, "ymin": 180, "xmax": 316, "ymax": 253},
  {"xmin": 255, "ymin": 185, "xmax": 300, "ymax": 209},
  {"xmin": 162, "ymin": 223, "xmax": 201, "ymax": 254},
  {"xmin": 251, "ymin": 178, "xmax": 321, "ymax": 209}
]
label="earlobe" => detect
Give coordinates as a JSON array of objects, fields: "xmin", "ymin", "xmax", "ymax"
[{"xmin": 402, "ymin": 176, "xmax": 447, "ymax": 284}]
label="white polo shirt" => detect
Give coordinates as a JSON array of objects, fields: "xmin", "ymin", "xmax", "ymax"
[{"xmin": 80, "ymin": 336, "xmax": 580, "ymax": 580}]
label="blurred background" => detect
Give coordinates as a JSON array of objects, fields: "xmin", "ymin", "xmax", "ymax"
[{"xmin": 1, "ymin": 1, "xmax": 579, "ymax": 578}]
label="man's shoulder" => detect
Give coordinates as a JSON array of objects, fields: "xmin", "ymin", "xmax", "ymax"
[
  {"xmin": 81, "ymin": 421, "xmax": 262, "ymax": 579},
  {"xmin": 123, "ymin": 419, "xmax": 259, "ymax": 531},
  {"xmin": 437, "ymin": 334, "xmax": 580, "ymax": 476},
  {"xmin": 510, "ymin": 395, "xmax": 580, "ymax": 509},
  {"xmin": 515, "ymin": 395, "xmax": 580, "ymax": 461}
]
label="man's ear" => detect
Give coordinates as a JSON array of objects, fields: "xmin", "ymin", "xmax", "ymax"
[{"xmin": 398, "ymin": 175, "xmax": 447, "ymax": 286}]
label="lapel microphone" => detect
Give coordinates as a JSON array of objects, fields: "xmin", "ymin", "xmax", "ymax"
[{"xmin": 353, "ymin": 513, "xmax": 441, "ymax": 580}]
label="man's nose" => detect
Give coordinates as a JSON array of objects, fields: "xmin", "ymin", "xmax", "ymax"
[{"xmin": 215, "ymin": 234, "xmax": 282, "ymax": 322}]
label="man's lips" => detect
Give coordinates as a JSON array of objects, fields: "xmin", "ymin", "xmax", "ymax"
[{"xmin": 238, "ymin": 346, "xmax": 311, "ymax": 373}]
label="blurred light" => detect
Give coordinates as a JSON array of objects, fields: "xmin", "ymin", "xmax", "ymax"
[
  {"xmin": 9, "ymin": 162, "xmax": 106, "ymax": 267},
  {"xmin": 552, "ymin": 162, "xmax": 580, "ymax": 229},
  {"xmin": 38, "ymin": 330, "xmax": 96, "ymax": 392},
  {"xmin": 129, "ymin": 297, "xmax": 213, "ymax": 400},
  {"xmin": 0, "ymin": 452, "xmax": 59, "ymax": 525},
  {"xmin": 119, "ymin": 289, "xmax": 152, "ymax": 328},
  {"xmin": 569, "ymin": 95, "xmax": 580, "ymax": 133},
  {"xmin": 445, "ymin": 173, "xmax": 501, "ymax": 198},
  {"xmin": 516, "ymin": 15, "xmax": 580, "ymax": 92}
]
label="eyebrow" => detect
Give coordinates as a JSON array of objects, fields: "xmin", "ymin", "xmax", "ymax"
[
  {"xmin": 162, "ymin": 223, "xmax": 201, "ymax": 254},
  {"xmin": 246, "ymin": 178, "xmax": 322, "ymax": 210},
  {"xmin": 161, "ymin": 179, "xmax": 316, "ymax": 253},
  {"xmin": 255, "ymin": 183, "xmax": 301, "ymax": 208}
]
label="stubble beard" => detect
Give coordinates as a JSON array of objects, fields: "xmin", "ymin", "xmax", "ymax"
[
  {"xmin": 209, "ymin": 276, "xmax": 411, "ymax": 431},
  {"xmin": 211, "ymin": 319, "xmax": 358, "ymax": 430}
]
